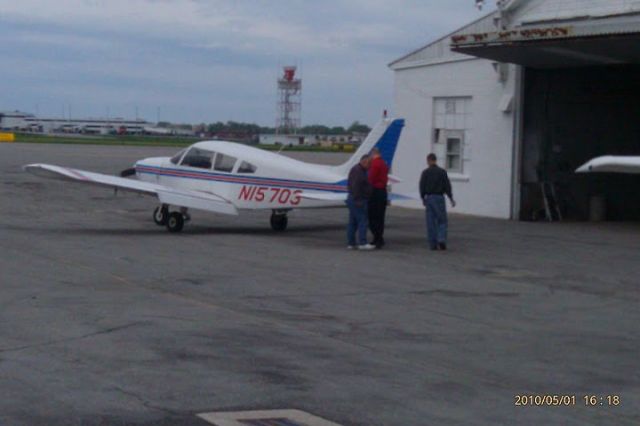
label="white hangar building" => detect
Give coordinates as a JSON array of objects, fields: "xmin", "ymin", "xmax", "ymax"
[{"xmin": 390, "ymin": 0, "xmax": 640, "ymax": 221}]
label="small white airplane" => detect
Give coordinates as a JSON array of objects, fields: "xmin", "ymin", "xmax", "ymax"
[
  {"xmin": 25, "ymin": 118, "xmax": 406, "ymax": 233},
  {"xmin": 576, "ymin": 156, "xmax": 640, "ymax": 174}
]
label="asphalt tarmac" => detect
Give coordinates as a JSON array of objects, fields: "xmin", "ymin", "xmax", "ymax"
[{"xmin": 1, "ymin": 143, "xmax": 639, "ymax": 425}]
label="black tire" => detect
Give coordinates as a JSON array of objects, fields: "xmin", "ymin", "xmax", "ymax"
[
  {"xmin": 270, "ymin": 214, "xmax": 288, "ymax": 232},
  {"xmin": 166, "ymin": 212, "xmax": 185, "ymax": 233},
  {"xmin": 153, "ymin": 206, "xmax": 168, "ymax": 226}
]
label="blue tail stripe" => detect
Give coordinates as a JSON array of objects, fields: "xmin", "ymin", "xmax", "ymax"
[{"xmin": 375, "ymin": 119, "xmax": 404, "ymax": 168}]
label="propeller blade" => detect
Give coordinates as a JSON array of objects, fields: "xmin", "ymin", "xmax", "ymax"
[{"xmin": 120, "ymin": 168, "xmax": 136, "ymax": 177}]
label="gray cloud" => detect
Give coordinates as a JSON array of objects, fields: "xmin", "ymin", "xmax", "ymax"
[{"xmin": 0, "ymin": 0, "xmax": 487, "ymax": 125}]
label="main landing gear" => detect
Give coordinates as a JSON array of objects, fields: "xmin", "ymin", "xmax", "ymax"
[
  {"xmin": 270, "ymin": 210, "xmax": 289, "ymax": 232},
  {"xmin": 153, "ymin": 204, "xmax": 190, "ymax": 233}
]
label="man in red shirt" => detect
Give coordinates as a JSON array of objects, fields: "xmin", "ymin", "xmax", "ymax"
[{"xmin": 367, "ymin": 147, "xmax": 389, "ymax": 248}]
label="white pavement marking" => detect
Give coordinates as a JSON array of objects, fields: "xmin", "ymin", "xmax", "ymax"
[{"xmin": 197, "ymin": 409, "xmax": 343, "ymax": 426}]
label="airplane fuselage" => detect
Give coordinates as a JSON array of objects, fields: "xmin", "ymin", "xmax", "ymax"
[{"xmin": 134, "ymin": 141, "xmax": 349, "ymax": 211}]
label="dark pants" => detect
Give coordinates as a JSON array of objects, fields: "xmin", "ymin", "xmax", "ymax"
[
  {"xmin": 425, "ymin": 194, "xmax": 448, "ymax": 249},
  {"xmin": 347, "ymin": 197, "xmax": 369, "ymax": 246},
  {"xmin": 368, "ymin": 188, "xmax": 387, "ymax": 246}
]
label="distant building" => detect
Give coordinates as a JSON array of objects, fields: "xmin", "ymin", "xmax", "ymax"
[
  {"xmin": 390, "ymin": 0, "xmax": 640, "ymax": 221},
  {"xmin": 0, "ymin": 110, "xmax": 157, "ymax": 135},
  {"xmin": 259, "ymin": 133, "xmax": 364, "ymax": 147}
]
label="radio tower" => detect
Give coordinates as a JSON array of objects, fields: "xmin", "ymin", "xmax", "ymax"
[{"xmin": 276, "ymin": 66, "xmax": 302, "ymax": 134}]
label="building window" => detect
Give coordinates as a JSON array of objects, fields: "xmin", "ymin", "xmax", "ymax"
[
  {"xmin": 433, "ymin": 97, "xmax": 471, "ymax": 174},
  {"xmin": 445, "ymin": 133, "xmax": 463, "ymax": 173}
]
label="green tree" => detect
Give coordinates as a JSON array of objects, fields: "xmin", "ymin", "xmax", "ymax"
[{"xmin": 347, "ymin": 121, "xmax": 371, "ymax": 134}]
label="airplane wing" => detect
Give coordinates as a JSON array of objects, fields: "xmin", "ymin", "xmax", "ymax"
[
  {"xmin": 576, "ymin": 156, "xmax": 640, "ymax": 174},
  {"xmin": 24, "ymin": 164, "xmax": 238, "ymax": 215}
]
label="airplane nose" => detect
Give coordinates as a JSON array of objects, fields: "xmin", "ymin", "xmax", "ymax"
[{"xmin": 121, "ymin": 159, "xmax": 145, "ymax": 177}]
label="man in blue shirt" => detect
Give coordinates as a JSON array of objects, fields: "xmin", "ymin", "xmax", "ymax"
[{"xmin": 419, "ymin": 153, "xmax": 456, "ymax": 250}]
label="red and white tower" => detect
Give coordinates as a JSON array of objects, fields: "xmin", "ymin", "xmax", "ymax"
[{"xmin": 276, "ymin": 66, "xmax": 302, "ymax": 134}]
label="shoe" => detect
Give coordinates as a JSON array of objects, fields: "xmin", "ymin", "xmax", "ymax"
[
  {"xmin": 347, "ymin": 245, "xmax": 356, "ymax": 250},
  {"xmin": 438, "ymin": 243, "xmax": 447, "ymax": 251},
  {"xmin": 358, "ymin": 244, "xmax": 376, "ymax": 251}
]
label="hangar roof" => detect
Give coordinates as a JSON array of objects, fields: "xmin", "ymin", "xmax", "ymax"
[
  {"xmin": 389, "ymin": 11, "xmax": 499, "ymax": 71},
  {"xmin": 391, "ymin": 1, "xmax": 640, "ymax": 70},
  {"xmin": 451, "ymin": 3, "xmax": 640, "ymax": 68}
]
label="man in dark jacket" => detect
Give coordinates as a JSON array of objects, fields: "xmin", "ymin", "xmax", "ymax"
[
  {"xmin": 419, "ymin": 153, "xmax": 456, "ymax": 250},
  {"xmin": 347, "ymin": 155, "xmax": 375, "ymax": 250},
  {"xmin": 367, "ymin": 147, "xmax": 389, "ymax": 249}
]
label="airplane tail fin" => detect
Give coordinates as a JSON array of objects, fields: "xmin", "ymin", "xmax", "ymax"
[{"xmin": 333, "ymin": 118, "xmax": 405, "ymax": 176}]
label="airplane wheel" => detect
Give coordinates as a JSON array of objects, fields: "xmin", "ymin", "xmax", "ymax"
[
  {"xmin": 153, "ymin": 206, "xmax": 169, "ymax": 226},
  {"xmin": 166, "ymin": 212, "xmax": 185, "ymax": 233},
  {"xmin": 270, "ymin": 214, "xmax": 288, "ymax": 232}
]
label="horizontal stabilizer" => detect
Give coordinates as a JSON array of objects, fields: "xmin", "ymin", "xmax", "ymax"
[
  {"xmin": 300, "ymin": 191, "xmax": 416, "ymax": 202},
  {"xmin": 388, "ymin": 174, "xmax": 402, "ymax": 184},
  {"xmin": 388, "ymin": 193, "xmax": 417, "ymax": 201},
  {"xmin": 300, "ymin": 192, "xmax": 348, "ymax": 202}
]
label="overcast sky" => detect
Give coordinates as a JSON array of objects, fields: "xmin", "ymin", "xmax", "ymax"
[{"xmin": 0, "ymin": 1, "xmax": 489, "ymax": 126}]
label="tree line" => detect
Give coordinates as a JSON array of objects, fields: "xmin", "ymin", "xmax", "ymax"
[{"xmin": 158, "ymin": 121, "xmax": 372, "ymax": 135}]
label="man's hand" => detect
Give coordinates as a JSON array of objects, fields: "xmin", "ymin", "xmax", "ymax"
[{"xmin": 450, "ymin": 199, "xmax": 457, "ymax": 208}]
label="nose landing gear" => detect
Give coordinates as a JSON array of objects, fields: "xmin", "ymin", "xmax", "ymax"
[{"xmin": 153, "ymin": 205, "xmax": 169, "ymax": 226}]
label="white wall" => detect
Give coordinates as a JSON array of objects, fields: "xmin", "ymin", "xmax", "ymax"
[{"xmin": 392, "ymin": 58, "xmax": 517, "ymax": 219}]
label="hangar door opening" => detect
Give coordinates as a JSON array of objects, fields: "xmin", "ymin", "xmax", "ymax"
[{"xmin": 519, "ymin": 65, "xmax": 640, "ymax": 221}]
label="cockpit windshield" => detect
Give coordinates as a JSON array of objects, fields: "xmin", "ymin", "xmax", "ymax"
[
  {"xmin": 181, "ymin": 148, "xmax": 215, "ymax": 169},
  {"xmin": 170, "ymin": 149, "xmax": 186, "ymax": 165}
]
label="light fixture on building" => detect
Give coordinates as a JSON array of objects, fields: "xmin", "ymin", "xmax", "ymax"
[{"xmin": 475, "ymin": 0, "xmax": 485, "ymax": 10}]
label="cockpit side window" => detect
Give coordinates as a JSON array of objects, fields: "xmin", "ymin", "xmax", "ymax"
[
  {"xmin": 181, "ymin": 148, "xmax": 215, "ymax": 169},
  {"xmin": 170, "ymin": 149, "xmax": 186, "ymax": 165},
  {"xmin": 237, "ymin": 161, "xmax": 257, "ymax": 174},
  {"xmin": 214, "ymin": 154, "xmax": 238, "ymax": 173}
]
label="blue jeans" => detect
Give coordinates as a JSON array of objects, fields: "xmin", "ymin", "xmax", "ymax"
[
  {"xmin": 347, "ymin": 197, "xmax": 369, "ymax": 246},
  {"xmin": 425, "ymin": 194, "xmax": 448, "ymax": 249}
]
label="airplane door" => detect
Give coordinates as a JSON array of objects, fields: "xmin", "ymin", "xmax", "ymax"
[{"xmin": 211, "ymin": 152, "xmax": 238, "ymax": 200}]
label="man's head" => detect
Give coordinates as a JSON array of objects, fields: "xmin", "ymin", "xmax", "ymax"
[
  {"xmin": 359, "ymin": 154, "xmax": 371, "ymax": 169},
  {"xmin": 370, "ymin": 147, "xmax": 381, "ymax": 159},
  {"xmin": 427, "ymin": 153, "xmax": 437, "ymax": 167}
]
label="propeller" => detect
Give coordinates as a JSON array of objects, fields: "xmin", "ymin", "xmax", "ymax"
[{"xmin": 120, "ymin": 168, "xmax": 136, "ymax": 177}]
